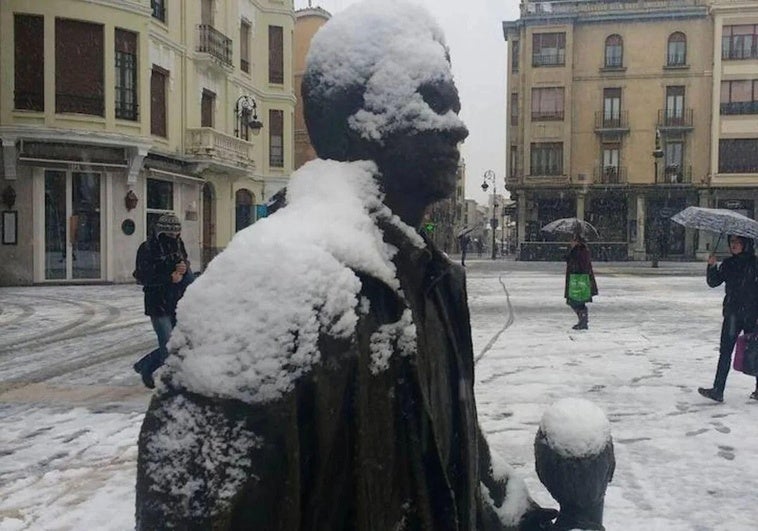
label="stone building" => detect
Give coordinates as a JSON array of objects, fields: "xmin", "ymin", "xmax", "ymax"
[{"xmin": 0, "ymin": 0, "xmax": 295, "ymax": 284}]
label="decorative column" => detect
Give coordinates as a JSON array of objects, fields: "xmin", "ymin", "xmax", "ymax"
[
  {"xmin": 633, "ymin": 195, "xmax": 646, "ymax": 261},
  {"xmin": 696, "ymin": 190, "xmax": 711, "ymax": 259},
  {"xmin": 576, "ymin": 193, "xmax": 586, "ymax": 221}
]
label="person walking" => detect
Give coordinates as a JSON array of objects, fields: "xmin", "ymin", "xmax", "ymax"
[
  {"xmin": 698, "ymin": 235, "xmax": 758, "ymax": 403},
  {"xmin": 565, "ymin": 232, "xmax": 598, "ymax": 330},
  {"xmin": 132, "ymin": 213, "xmax": 193, "ymax": 389},
  {"xmin": 459, "ymin": 233, "xmax": 470, "ymax": 266}
]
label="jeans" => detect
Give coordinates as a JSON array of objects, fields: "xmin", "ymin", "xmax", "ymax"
[
  {"xmin": 714, "ymin": 313, "xmax": 758, "ymax": 393},
  {"xmin": 150, "ymin": 314, "xmax": 174, "ymax": 366}
]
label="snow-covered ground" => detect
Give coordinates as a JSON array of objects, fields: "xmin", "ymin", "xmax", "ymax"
[{"xmin": 1, "ymin": 259, "xmax": 756, "ymax": 530}]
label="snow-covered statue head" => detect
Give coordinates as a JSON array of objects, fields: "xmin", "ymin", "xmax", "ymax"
[{"xmin": 302, "ymin": 0, "xmax": 469, "ymax": 207}]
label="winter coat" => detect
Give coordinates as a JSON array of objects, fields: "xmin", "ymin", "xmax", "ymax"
[
  {"xmin": 135, "ymin": 227, "xmax": 525, "ymax": 531},
  {"xmin": 564, "ymin": 243, "xmax": 599, "ymax": 302},
  {"xmin": 137, "ymin": 233, "xmax": 191, "ymax": 318},
  {"xmin": 706, "ymin": 250, "xmax": 758, "ymax": 320}
]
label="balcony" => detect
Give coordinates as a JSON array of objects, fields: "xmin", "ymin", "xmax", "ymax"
[
  {"xmin": 185, "ymin": 127, "xmax": 255, "ymax": 173},
  {"xmin": 594, "ymin": 165, "xmax": 627, "ymax": 185},
  {"xmin": 657, "ymin": 109, "xmax": 694, "ymax": 130},
  {"xmin": 196, "ymin": 25, "xmax": 232, "ymax": 68},
  {"xmin": 594, "ymin": 111, "xmax": 629, "ymax": 134},
  {"xmin": 656, "ymin": 165, "xmax": 692, "ymax": 184},
  {"xmin": 720, "ymin": 101, "xmax": 758, "ymax": 115}
]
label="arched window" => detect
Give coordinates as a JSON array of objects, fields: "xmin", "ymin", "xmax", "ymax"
[
  {"xmin": 667, "ymin": 32, "xmax": 686, "ymax": 66},
  {"xmin": 604, "ymin": 35, "xmax": 623, "ymax": 68},
  {"xmin": 235, "ymin": 188, "xmax": 255, "ymax": 232}
]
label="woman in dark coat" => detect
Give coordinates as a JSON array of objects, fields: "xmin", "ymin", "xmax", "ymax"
[
  {"xmin": 564, "ymin": 233, "xmax": 598, "ymax": 330},
  {"xmin": 698, "ymin": 234, "xmax": 758, "ymax": 403}
]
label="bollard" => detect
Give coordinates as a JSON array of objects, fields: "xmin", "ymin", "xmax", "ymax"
[{"xmin": 534, "ymin": 398, "xmax": 615, "ymax": 531}]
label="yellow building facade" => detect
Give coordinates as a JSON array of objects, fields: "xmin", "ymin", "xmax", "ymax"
[
  {"xmin": 0, "ymin": 0, "xmax": 295, "ymax": 285},
  {"xmin": 503, "ymin": 0, "xmax": 747, "ymax": 261}
]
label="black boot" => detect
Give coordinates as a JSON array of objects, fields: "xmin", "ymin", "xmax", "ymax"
[
  {"xmin": 698, "ymin": 387, "xmax": 724, "ymax": 403},
  {"xmin": 572, "ymin": 309, "xmax": 588, "ymax": 330}
]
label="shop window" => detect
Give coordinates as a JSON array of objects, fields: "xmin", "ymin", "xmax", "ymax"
[
  {"xmin": 235, "ymin": 189, "xmax": 255, "ymax": 232},
  {"xmin": 146, "ymin": 178, "xmax": 174, "ymax": 235}
]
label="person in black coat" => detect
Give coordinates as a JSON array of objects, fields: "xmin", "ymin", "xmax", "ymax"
[
  {"xmin": 133, "ymin": 213, "xmax": 193, "ymax": 388},
  {"xmin": 699, "ymin": 234, "xmax": 758, "ymax": 402},
  {"xmin": 564, "ymin": 233, "xmax": 599, "ymax": 330}
]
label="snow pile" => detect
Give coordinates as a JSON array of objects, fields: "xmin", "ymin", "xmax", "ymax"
[
  {"xmin": 306, "ymin": 0, "xmax": 465, "ymax": 142},
  {"xmin": 481, "ymin": 450, "xmax": 532, "ymax": 526},
  {"xmin": 167, "ymin": 159, "xmax": 421, "ymax": 403},
  {"xmin": 539, "ymin": 398, "xmax": 611, "ymax": 458},
  {"xmin": 143, "ymin": 395, "xmax": 261, "ymax": 519}
]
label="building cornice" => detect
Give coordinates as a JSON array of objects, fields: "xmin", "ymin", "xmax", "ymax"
[
  {"xmin": 0, "ymin": 126, "xmax": 152, "ymax": 151},
  {"xmin": 295, "ymin": 7, "xmax": 331, "ymax": 20},
  {"xmin": 80, "ymin": 0, "xmax": 151, "ymax": 17}
]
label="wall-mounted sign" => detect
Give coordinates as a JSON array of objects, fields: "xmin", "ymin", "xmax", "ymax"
[{"xmin": 121, "ymin": 218, "xmax": 135, "ymax": 236}]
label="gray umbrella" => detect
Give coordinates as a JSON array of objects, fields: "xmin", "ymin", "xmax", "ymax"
[
  {"xmin": 670, "ymin": 206, "xmax": 758, "ymax": 239},
  {"xmin": 541, "ymin": 218, "xmax": 600, "ymax": 239}
]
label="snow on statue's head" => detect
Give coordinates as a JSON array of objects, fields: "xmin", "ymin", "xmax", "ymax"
[{"xmin": 302, "ymin": 0, "xmax": 469, "ymax": 204}]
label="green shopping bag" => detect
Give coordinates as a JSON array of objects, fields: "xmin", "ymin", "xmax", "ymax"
[{"xmin": 568, "ymin": 273, "xmax": 591, "ymax": 302}]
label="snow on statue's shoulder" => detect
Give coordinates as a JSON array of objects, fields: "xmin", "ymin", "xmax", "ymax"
[
  {"xmin": 165, "ymin": 159, "xmax": 415, "ymax": 404},
  {"xmin": 540, "ymin": 398, "xmax": 611, "ymax": 458}
]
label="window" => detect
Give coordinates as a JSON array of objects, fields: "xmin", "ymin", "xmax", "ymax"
[
  {"xmin": 719, "ymin": 139, "xmax": 758, "ymax": 173},
  {"xmin": 665, "ymin": 86, "xmax": 685, "ymax": 125},
  {"xmin": 532, "ymin": 32, "xmax": 565, "ymax": 66},
  {"xmin": 55, "ymin": 19, "xmax": 104, "ymax": 116},
  {"xmin": 146, "ymin": 178, "xmax": 174, "ymax": 235},
  {"xmin": 235, "ymin": 189, "xmax": 255, "ymax": 232},
  {"xmin": 115, "ymin": 29, "xmax": 138, "ymax": 120},
  {"xmin": 201, "ymin": 0, "xmax": 214, "ymax": 26},
  {"xmin": 530, "ymin": 143, "xmax": 563, "ymax": 175},
  {"xmin": 240, "ymin": 20, "xmax": 251, "ymax": 73},
  {"xmin": 509, "ymin": 145, "xmax": 519, "ymax": 178},
  {"xmin": 151, "ymin": 0, "xmax": 166, "ymax": 22},
  {"xmin": 602, "ymin": 144, "xmax": 620, "ymax": 183},
  {"xmin": 150, "ymin": 66, "xmax": 168, "ymax": 137},
  {"xmin": 720, "ymin": 80, "xmax": 758, "ymax": 114},
  {"xmin": 664, "ymin": 141, "xmax": 684, "ymax": 182},
  {"xmin": 14, "ymin": 14, "xmax": 44, "ymax": 111},
  {"xmin": 604, "ymin": 35, "xmax": 623, "ymax": 68},
  {"xmin": 511, "ymin": 40, "xmax": 520, "ymax": 73},
  {"xmin": 531, "ymin": 87, "xmax": 564, "ymax": 121},
  {"xmin": 510, "ymin": 93, "xmax": 519, "ymax": 126},
  {"xmin": 722, "ymin": 25, "xmax": 758, "ymax": 60},
  {"xmin": 603, "ymin": 88, "xmax": 621, "ymax": 127},
  {"xmin": 269, "ymin": 109, "xmax": 284, "ymax": 167},
  {"xmin": 667, "ymin": 32, "xmax": 686, "ymax": 66},
  {"xmin": 201, "ymin": 89, "xmax": 215, "ymax": 128},
  {"xmin": 269, "ymin": 25, "xmax": 284, "ymax": 84}
]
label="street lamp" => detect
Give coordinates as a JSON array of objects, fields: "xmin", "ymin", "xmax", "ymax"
[
  {"xmin": 651, "ymin": 129, "xmax": 664, "ymax": 268},
  {"xmin": 234, "ymin": 95, "xmax": 263, "ymax": 139},
  {"xmin": 481, "ymin": 169, "xmax": 498, "ymax": 260}
]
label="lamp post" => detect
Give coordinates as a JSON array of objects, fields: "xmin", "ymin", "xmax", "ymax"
[
  {"xmin": 481, "ymin": 170, "xmax": 498, "ymax": 260},
  {"xmin": 651, "ymin": 129, "xmax": 664, "ymax": 268},
  {"xmin": 234, "ymin": 95, "xmax": 263, "ymax": 139}
]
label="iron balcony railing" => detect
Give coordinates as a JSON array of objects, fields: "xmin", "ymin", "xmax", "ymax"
[
  {"xmin": 656, "ymin": 165, "xmax": 692, "ymax": 184},
  {"xmin": 594, "ymin": 165, "xmax": 627, "ymax": 184},
  {"xmin": 531, "ymin": 110, "xmax": 564, "ymax": 121},
  {"xmin": 197, "ymin": 25, "xmax": 233, "ymax": 67},
  {"xmin": 720, "ymin": 101, "xmax": 758, "ymax": 115},
  {"xmin": 657, "ymin": 108, "xmax": 694, "ymax": 129},
  {"xmin": 532, "ymin": 51, "xmax": 565, "ymax": 66},
  {"xmin": 594, "ymin": 110, "xmax": 629, "ymax": 131}
]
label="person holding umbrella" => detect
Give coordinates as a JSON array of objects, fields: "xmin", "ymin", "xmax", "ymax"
[
  {"xmin": 698, "ymin": 235, "xmax": 758, "ymax": 402},
  {"xmin": 564, "ymin": 231, "xmax": 598, "ymax": 330}
]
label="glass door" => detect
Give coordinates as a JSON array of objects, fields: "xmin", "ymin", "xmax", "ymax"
[{"xmin": 44, "ymin": 170, "xmax": 102, "ymax": 280}]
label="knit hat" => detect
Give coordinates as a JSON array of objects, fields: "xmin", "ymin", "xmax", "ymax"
[{"xmin": 155, "ymin": 213, "xmax": 182, "ymax": 234}]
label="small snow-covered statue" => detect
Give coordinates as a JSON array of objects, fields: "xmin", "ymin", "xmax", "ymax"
[{"xmin": 135, "ymin": 1, "xmax": 556, "ymax": 529}]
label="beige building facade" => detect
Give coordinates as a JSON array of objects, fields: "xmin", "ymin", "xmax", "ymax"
[
  {"xmin": 504, "ymin": 0, "xmax": 725, "ymax": 261},
  {"xmin": 294, "ymin": 6, "xmax": 329, "ymax": 169},
  {"xmin": 0, "ymin": 0, "xmax": 295, "ymax": 285}
]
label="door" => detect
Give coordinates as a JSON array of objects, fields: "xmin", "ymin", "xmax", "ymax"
[
  {"xmin": 603, "ymin": 88, "xmax": 621, "ymax": 127},
  {"xmin": 666, "ymin": 86, "xmax": 685, "ymax": 125},
  {"xmin": 44, "ymin": 169, "xmax": 103, "ymax": 280}
]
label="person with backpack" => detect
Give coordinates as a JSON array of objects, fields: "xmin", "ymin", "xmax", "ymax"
[{"xmin": 132, "ymin": 213, "xmax": 194, "ymax": 389}]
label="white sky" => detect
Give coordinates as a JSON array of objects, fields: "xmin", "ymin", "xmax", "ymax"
[{"xmin": 295, "ymin": 0, "xmax": 521, "ymax": 204}]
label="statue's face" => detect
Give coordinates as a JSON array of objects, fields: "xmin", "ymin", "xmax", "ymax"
[{"xmin": 371, "ymin": 76, "xmax": 469, "ymax": 205}]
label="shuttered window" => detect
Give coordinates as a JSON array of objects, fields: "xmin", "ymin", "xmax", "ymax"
[
  {"xmin": 269, "ymin": 109, "xmax": 284, "ymax": 167},
  {"xmin": 268, "ymin": 25, "xmax": 284, "ymax": 84},
  {"xmin": 201, "ymin": 89, "xmax": 215, "ymax": 128},
  {"xmin": 55, "ymin": 18, "xmax": 104, "ymax": 116},
  {"xmin": 150, "ymin": 67, "xmax": 168, "ymax": 137},
  {"xmin": 14, "ymin": 14, "xmax": 44, "ymax": 111}
]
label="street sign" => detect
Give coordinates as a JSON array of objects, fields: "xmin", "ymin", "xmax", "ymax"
[{"xmin": 424, "ymin": 222, "xmax": 436, "ymax": 233}]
